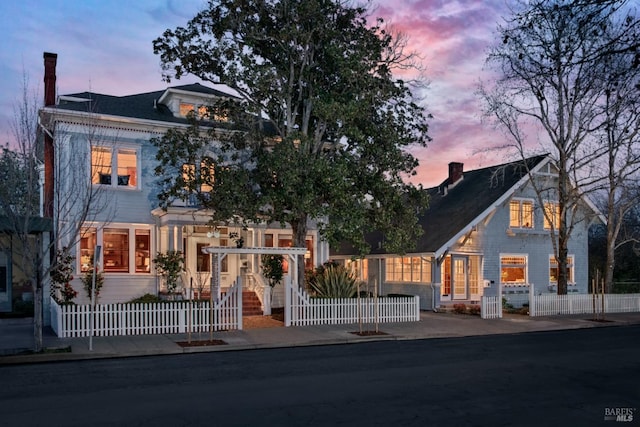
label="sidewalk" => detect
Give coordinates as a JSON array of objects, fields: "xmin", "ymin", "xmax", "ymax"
[{"xmin": 2, "ymin": 311, "xmax": 640, "ymax": 365}]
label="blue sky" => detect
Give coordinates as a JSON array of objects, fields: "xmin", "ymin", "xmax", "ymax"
[{"xmin": 0, "ymin": 0, "xmax": 511, "ymax": 187}]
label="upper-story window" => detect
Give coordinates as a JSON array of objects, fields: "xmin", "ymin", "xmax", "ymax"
[
  {"xmin": 544, "ymin": 201, "xmax": 560, "ymax": 230},
  {"xmin": 91, "ymin": 146, "xmax": 138, "ymax": 188},
  {"xmin": 179, "ymin": 102, "xmax": 228, "ymax": 122},
  {"xmin": 509, "ymin": 199, "xmax": 534, "ymax": 228},
  {"xmin": 181, "ymin": 158, "xmax": 215, "ymax": 193}
]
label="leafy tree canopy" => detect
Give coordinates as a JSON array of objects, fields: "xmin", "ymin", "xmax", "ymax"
[{"xmin": 152, "ymin": 0, "xmax": 431, "ymax": 256}]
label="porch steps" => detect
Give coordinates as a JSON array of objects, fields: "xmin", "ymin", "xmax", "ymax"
[
  {"xmin": 437, "ymin": 301, "xmax": 480, "ymax": 313},
  {"xmin": 187, "ymin": 290, "xmax": 263, "ymax": 316},
  {"xmin": 241, "ymin": 291, "xmax": 263, "ymax": 316}
]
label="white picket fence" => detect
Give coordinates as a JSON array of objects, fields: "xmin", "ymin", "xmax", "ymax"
[
  {"xmin": 480, "ymin": 295, "xmax": 503, "ymax": 319},
  {"xmin": 286, "ymin": 284, "xmax": 420, "ymax": 326},
  {"xmin": 530, "ymin": 291, "xmax": 640, "ymax": 316},
  {"xmin": 51, "ymin": 280, "xmax": 241, "ymax": 338}
]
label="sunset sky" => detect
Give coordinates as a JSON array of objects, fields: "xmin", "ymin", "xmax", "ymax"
[{"xmin": 0, "ymin": 0, "xmax": 513, "ymax": 187}]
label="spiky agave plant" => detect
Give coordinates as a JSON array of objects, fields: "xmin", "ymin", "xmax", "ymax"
[{"xmin": 308, "ymin": 264, "xmax": 358, "ymax": 298}]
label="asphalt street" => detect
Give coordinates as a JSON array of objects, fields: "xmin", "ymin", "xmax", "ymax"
[{"xmin": 1, "ymin": 325, "xmax": 638, "ymax": 427}]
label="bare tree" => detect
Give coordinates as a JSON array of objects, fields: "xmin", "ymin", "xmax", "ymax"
[
  {"xmin": 0, "ymin": 69, "xmax": 114, "ymax": 351},
  {"xmin": 479, "ymin": 0, "xmax": 639, "ymax": 294},
  {"xmin": 590, "ymin": 23, "xmax": 640, "ymax": 291}
]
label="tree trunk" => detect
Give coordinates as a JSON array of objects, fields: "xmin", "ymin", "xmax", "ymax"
[
  {"xmin": 605, "ymin": 219, "xmax": 617, "ymax": 294},
  {"xmin": 557, "ymin": 155, "xmax": 569, "ymax": 295},
  {"xmin": 33, "ymin": 280, "xmax": 43, "ymax": 353}
]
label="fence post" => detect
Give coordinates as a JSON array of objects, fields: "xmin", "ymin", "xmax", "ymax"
[
  {"xmin": 285, "ymin": 276, "xmax": 291, "ymax": 327},
  {"xmin": 528, "ymin": 283, "xmax": 533, "ymax": 317}
]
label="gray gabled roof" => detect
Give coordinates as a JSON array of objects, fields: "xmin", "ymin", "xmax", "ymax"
[
  {"xmin": 333, "ymin": 154, "xmax": 549, "ymax": 257},
  {"xmin": 49, "ymin": 82, "xmax": 279, "ymax": 135},
  {"xmin": 54, "ymin": 83, "xmax": 232, "ymax": 125}
]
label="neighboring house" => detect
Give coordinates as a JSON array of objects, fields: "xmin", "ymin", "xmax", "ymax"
[
  {"xmin": 331, "ymin": 155, "xmax": 604, "ymax": 310},
  {"xmin": 38, "ymin": 53, "xmax": 328, "ymax": 310}
]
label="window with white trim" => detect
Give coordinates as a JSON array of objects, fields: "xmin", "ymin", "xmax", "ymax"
[
  {"xmin": 544, "ymin": 201, "xmax": 560, "ymax": 230},
  {"xmin": 346, "ymin": 259, "xmax": 368, "ymax": 282},
  {"xmin": 78, "ymin": 225, "xmax": 152, "ymax": 274},
  {"xmin": 179, "ymin": 102, "xmax": 228, "ymax": 122},
  {"xmin": 91, "ymin": 146, "xmax": 138, "ymax": 188},
  {"xmin": 385, "ymin": 256, "xmax": 432, "ymax": 283},
  {"xmin": 509, "ymin": 199, "xmax": 534, "ymax": 228},
  {"xmin": 549, "ymin": 255, "xmax": 574, "ymax": 284},
  {"xmin": 500, "ymin": 255, "xmax": 527, "ymax": 284}
]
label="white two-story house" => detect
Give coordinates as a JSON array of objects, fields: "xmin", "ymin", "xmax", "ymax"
[{"xmin": 39, "ymin": 53, "xmax": 328, "ymax": 310}]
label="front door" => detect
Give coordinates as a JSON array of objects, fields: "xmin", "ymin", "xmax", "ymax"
[{"xmin": 452, "ymin": 256, "xmax": 468, "ymax": 300}]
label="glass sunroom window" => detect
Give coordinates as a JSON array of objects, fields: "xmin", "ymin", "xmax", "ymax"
[{"xmin": 385, "ymin": 256, "xmax": 431, "ymax": 283}]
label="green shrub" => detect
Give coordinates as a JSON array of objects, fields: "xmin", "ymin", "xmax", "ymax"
[
  {"xmin": 308, "ymin": 264, "xmax": 358, "ymax": 298},
  {"xmin": 81, "ymin": 268, "xmax": 104, "ymax": 301},
  {"xmin": 127, "ymin": 293, "xmax": 163, "ymax": 304},
  {"xmin": 153, "ymin": 250, "xmax": 185, "ymax": 293}
]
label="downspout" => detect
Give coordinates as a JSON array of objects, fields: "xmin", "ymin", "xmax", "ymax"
[{"xmin": 430, "ymin": 283, "xmax": 438, "ymax": 313}]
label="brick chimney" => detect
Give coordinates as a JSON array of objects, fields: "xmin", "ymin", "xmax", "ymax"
[
  {"xmin": 448, "ymin": 162, "xmax": 463, "ymax": 184},
  {"xmin": 43, "ymin": 52, "xmax": 57, "ymax": 218}
]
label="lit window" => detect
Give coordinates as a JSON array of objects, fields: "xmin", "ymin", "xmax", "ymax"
[
  {"xmin": 500, "ymin": 255, "xmax": 527, "ymax": 284},
  {"xmin": 80, "ymin": 228, "xmax": 97, "ymax": 272},
  {"xmin": 117, "ymin": 150, "xmax": 137, "ymax": 187},
  {"xmin": 92, "ymin": 146, "xmax": 138, "ymax": 188},
  {"xmin": 346, "ymin": 259, "xmax": 368, "ymax": 282},
  {"xmin": 469, "ymin": 256, "xmax": 480, "ymax": 295},
  {"xmin": 182, "ymin": 159, "xmax": 214, "ymax": 193},
  {"xmin": 103, "ymin": 228, "xmax": 129, "ymax": 273},
  {"xmin": 385, "ymin": 256, "xmax": 432, "ymax": 283},
  {"xmin": 197, "ymin": 243, "xmax": 211, "ymax": 272},
  {"xmin": 179, "ymin": 103, "xmax": 195, "ymax": 117},
  {"xmin": 442, "ymin": 257, "xmax": 451, "ymax": 295},
  {"xmin": 509, "ymin": 199, "xmax": 534, "ymax": 228},
  {"xmin": 549, "ymin": 255, "xmax": 574, "ymax": 284},
  {"xmin": 78, "ymin": 226, "xmax": 152, "ymax": 274},
  {"xmin": 198, "ymin": 105, "xmax": 209, "ymax": 119},
  {"xmin": 544, "ymin": 202, "xmax": 560, "ymax": 230},
  {"xmin": 135, "ymin": 230, "xmax": 150, "ymax": 273},
  {"xmin": 92, "ymin": 147, "xmax": 112, "ymax": 185}
]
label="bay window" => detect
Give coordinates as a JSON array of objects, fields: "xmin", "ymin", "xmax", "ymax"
[{"xmin": 78, "ymin": 225, "xmax": 151, "ymax": 274}]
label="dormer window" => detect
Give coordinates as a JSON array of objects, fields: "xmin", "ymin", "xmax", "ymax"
[
  {"xmin": 179, "ymin": 102, "xmax": 195, "ymax": 117},
  {"xmin": 178, "ymin": 102, "xmax": 228, "ymax": 122}
]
